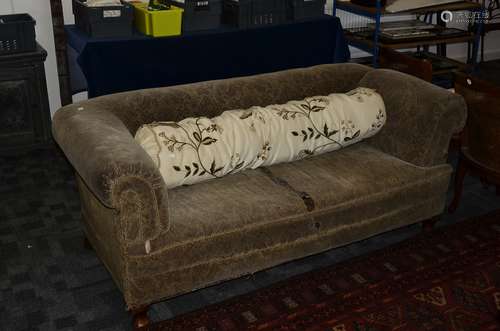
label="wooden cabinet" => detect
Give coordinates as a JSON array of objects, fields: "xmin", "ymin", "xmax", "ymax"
[{"xmin": 0, "ymin": 44, "xmax": 51, "ymax": 154}]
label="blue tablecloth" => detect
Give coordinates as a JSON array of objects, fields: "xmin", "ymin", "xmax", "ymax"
[{"xmin": 66, "ymin": 16, "xmax": 350, "ymax": 98}]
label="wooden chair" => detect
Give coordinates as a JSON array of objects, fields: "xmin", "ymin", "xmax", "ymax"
[{"xmin": 448, "ymin": 72, "xmax": 500, "ymax": 212}]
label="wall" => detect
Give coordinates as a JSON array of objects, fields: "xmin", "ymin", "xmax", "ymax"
[
  {"xmin": 1, "ymin": 0, "xmax": 500, "ymax": 116},
  {"xmin": 0, "ymin": 0, "xmax": 13, "ymax": 14},
  {"xmin": 62, "ymin": 0, "xmax": 75, "ymax": 24}
]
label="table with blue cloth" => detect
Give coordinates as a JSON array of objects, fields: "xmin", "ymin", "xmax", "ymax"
[{"xmin": 66, "ymin": 15, "xmax": 350, "ymax": 98}]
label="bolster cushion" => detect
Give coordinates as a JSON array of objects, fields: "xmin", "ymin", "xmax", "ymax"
[{"xmin": 135, "ymin": 88, "xmax": 386, "ymax": 188}]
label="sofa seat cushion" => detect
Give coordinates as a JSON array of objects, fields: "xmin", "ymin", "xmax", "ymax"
[
  {"xmin": 260, "ymin": 142, "xmax": 451, "ymax": 210},
  {"xmin": 128, "ymin": 143, "xmax": 451, "ymax": 297},
  {"xmin": 161, "ymin": 167, "xmax": 310, "ymax": 243}
]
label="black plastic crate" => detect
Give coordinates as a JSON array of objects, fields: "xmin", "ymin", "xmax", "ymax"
[
  {"xmin": 222, "ymin": 0, "xmax": 287, "ymax": 29},
  {"xmin": 0, "ymin": 14, "xmax": 36, "ymax": 55},
  {"xmin": 168, "ymin": 0, "xmax": 222, "ymax": 32},
  {"xmin": 287, "ymin": 0, "xmax": 326, "ymax": 21},
  {"xmin": 350, "ymin": 0, "xmax": 387, "ymax": 7},
  {"xmin": 73, "ymin": 0, "xmax": 134, "ymax": 38}
]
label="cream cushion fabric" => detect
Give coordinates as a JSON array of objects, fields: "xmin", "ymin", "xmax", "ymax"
[{"xmin": 135, "ymin": 87, "xmax": 386, "ymax": 188}]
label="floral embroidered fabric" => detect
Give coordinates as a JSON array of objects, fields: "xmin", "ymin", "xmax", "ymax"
[{"xmin": 135, "ymin": 87, "xmax": 386, "ymax": 188}]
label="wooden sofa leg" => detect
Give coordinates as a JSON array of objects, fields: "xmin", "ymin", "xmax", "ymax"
[
  {"xmin": 132, "ymin": 306, "xmax": 150, "ymax": 330},
  {"xmin": 448, "ymin": 156, "xmax": 468, "ymax": 213},
  {"xmin": 480, "ymin": 177, "xmax": 489, "ymax": 188},
  {"xmin": 422, "ymin": 216, "xmax": 440, "ymax": 231},
  {"xmin": 83, "ymin": 237, "xmax": 93, "ymax": 251}
]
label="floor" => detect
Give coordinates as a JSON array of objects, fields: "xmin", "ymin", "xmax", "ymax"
[
  {"xmin": 2, "ymin": 56, "xmax": 500, "ymax": 331},
  {"xmin": 0, "ymin": 143, "xmax": 499, "ymax": 331}
]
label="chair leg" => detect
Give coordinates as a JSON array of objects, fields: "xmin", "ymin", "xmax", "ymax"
[
  {"xmin": 132, "ymin": 306, "xmax": 150, "ymax": 330},
  {"xmin": 422, "ymin": 216, "xmax": 440, "ymax": 231},
  {"xmin": 448, "ymin": 156, "xmax": 468, "ymax": 214}
]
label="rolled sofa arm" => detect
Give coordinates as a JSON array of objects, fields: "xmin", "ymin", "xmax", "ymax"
[
  {"xmin": 52, "ymin": 103, "xmax": 170, "ymax": 243},
  {"xmin": 359, "ymin": 69, "xmax": 467, "ymax": 167}
]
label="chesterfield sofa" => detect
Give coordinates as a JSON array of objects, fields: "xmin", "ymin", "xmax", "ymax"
[{"xmin": 52, "ymin": 63, "xmax": 466, "ymax": 329}]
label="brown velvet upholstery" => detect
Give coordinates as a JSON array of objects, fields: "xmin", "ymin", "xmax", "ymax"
[
  {"xmin": 359, "ymin": 69, "xmax": 467, "ymax": 167},
  {"xmin": 52, "ymin": 64, "xmax": 466, "ymax": 310}
]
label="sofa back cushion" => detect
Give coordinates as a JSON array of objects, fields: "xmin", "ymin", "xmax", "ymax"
[
  {"xmin": 135, "ymin": 88, "xmax": 386, "ymax": 188},
  {"xmin": 81, "ymin": 64, "xmax": 372, "ymax": 135}
]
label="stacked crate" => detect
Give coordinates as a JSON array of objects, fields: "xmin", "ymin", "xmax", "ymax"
[
  {"xmin": 169, "ymin": 0, "xmax": 222, "ymax": 32},
  {"xmin": 73, "ymin": 0, "xmax": 134, "ymax": 37},
  {"xmin": 0, "ymin": 14, "xmax": 36, "ymax": 54},
  {"xmin": 71, "ymin": 0, "xmax": 328, "ymax": 37},
  {"xmin": 133, "ymin": 3, "xmax": 184, "ymax": 37},
  {"xmin": 222, "ymin": 0, "xmax": 326, "ymax": 29},
  {"xmin": 222, "ymin": 0, "xmax": 287, "ymax": 29},
  {"xmin": 287, "ymin": 0, "xmax": 326, "ymax": 21}
]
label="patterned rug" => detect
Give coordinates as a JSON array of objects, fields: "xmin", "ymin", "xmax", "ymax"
[{"xmin": 146, "ymin": 211, "xmax": 500, "ymax": 331}]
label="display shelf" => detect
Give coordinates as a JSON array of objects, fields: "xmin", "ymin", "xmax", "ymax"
[
  {"xmin": 335, "ymin": 1, "xmax": 482, "ymax": 18},
  {"xmin": 333, "ymin": 0, "xmax": 486, "ymax": 68},
  {"xmin": 344, "ymin": 30, "xmax": 475, "ymax": 50}
]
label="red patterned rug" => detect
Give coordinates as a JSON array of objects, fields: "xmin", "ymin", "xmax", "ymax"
[{"xmin": 148, "ymin": 212, "xmax": 500, "ymax": 331}]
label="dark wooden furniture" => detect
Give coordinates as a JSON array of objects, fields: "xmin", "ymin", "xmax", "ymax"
[
  {"xmin": 50, "ymin": 0, "xmax": 72, "ymax": 106},
  {"xmin": 379, "ymin": 48, "xmax": 433, "ymax": 82},
  {"xmin": 0, "ymin": 44, "xmax": 52, "ymax": 154},
  {"xmin": 379, "ymin": 48, "xmax": 471, "ymax": 86},
  {"xmin": 449, "ymin": 73, "xmax": 500, "ymax": 212}
]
